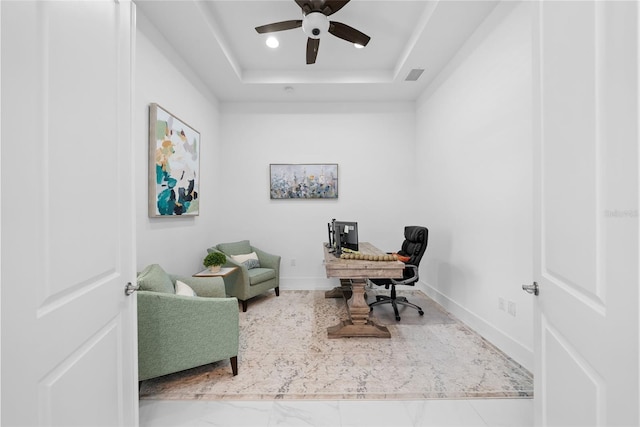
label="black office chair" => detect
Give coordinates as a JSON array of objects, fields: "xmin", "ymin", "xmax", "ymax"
[{"xmin": 368, "ymin": 226, "xmax": 428, "ymax": 321}]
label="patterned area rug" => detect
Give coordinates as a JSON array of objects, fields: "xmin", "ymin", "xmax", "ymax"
[{"xmin": 139, "ymin": 289, "xmax": 533, "ymax": 400}]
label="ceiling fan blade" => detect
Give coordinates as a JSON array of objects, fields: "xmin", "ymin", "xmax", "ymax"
[
  {"xmin": 306, "ymin": 37, "xmax": 320, "ymax": 64},
  {"xmin": 255, "ymin": 20, "xmax": 302, "ymax": 34},
  {"xmin": 295, "ymin": 0, "xmax": 312, "ymax": 15},
  {"xmin": 322, "ymin": 1, "xmax": 350, "ymax": 15},
  {"xmin": 296, "ymin": 0, "xmax": 348, "ymax": 15},
  {"xmin": 328, "ymin": 21, "xmax": 370, "ymax": 46}
]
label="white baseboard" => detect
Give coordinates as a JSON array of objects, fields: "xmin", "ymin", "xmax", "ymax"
[{"xmin": 416, "ymin": 280, "xmax": 533, "ymax": 372}]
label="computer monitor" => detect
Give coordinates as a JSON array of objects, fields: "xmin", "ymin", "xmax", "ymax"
[
  {"xmin": 334, "ymin": 220, "xmax": 358, "ymax": 251},
  {"xmin": 327, "ymin": 220, "xmax": 335, "ymax": 249}
]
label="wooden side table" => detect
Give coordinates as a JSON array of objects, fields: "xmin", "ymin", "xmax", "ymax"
[{"xmin": 193, "ymin": 267, "xmax": 238, "ymax": 277}]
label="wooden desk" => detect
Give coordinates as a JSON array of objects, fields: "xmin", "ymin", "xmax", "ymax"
[{"xmin": 323, "ymin": 242, "xmax": 404, "ymax": 338}]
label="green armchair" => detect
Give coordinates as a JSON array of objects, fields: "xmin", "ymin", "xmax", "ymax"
[
  {"xmin": 208, "ymin": 240, "xmax": 281, "ymax": 312},
  {"xmin": 136, "ymin": 264, "xmax": 239, "ymax": 382}
]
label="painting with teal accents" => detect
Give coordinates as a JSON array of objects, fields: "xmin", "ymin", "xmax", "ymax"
[{"xmin": 148, "ymin": 103, "xmax": 200, "ymax": 217}]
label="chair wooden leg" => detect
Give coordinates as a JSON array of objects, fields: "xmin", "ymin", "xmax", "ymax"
[
  {"xmin": 241, "ymin": 300, "xmax": 248, "ymax": 312},
  {"xmin": 230, "ymin": 356, "xmax": 238, "ymax": 376},
  {"xmin": 275, "ymin": 286, "xmax": 280, "ymax": 297}
]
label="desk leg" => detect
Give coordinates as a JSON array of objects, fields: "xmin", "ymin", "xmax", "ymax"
[
  {"xmin": 327, "ymin": 278, "xmax": 391, "ymax": 338},
  {"xmin": 324, "ymin": 279, "xmax": 352, "ymax": 299}
]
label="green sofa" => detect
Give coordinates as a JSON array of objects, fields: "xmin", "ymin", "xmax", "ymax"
[
  {"xmin": 136, "ymin": 264, "xmax": 239, "ymax": 382},
  {"xmin": 208, "ymin": 240, "xmax": 281, "ymax": 312}
]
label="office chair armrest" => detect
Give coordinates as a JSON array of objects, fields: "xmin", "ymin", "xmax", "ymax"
[{"xmin": 390, "ymin": 264, "xmax": 419, "ymax": 286}]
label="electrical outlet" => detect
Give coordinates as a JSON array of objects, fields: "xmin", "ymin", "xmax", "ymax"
[
  {"xmin": 498, "ymin": 297, "xmax": 505, "ymax": 311},
  {"xmin": 507, "ymin": 301, "xmax": 516, "ymax": 317},
  {"xmin": 291, "ymin": 258, "xmax": 296, "ymax": 267}
]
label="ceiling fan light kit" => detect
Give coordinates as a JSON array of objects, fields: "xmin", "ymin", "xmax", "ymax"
[
  {"xmin": 255, "ymin": 0, "xmax": 370, "ymax": 65},
  {"xmin": 302, "ymin": 12, "xmax": 329, "ymax": 39}
]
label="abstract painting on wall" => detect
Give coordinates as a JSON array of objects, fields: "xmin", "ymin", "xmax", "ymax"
[
  {"xmin": 270, "ymin": 164, "xmax": 338, "ymax": 199},
  {"xmin": 149, "ymin": 103, "xmax": 200, "ymax": 217}
]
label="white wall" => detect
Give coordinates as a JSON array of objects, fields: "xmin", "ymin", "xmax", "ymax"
[
  {"xmin": 218, "ymin": 102, "xmax": 417, "ymax": 288},
  {"xmin": 415, "ymin": 2, "xmax": 533, "ymax": 368},
  {"xmin": 135, "ymin": 12, "xmax": 223, "ymax": 275}
]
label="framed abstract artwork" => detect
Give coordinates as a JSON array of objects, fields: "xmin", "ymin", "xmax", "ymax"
[
  {"xmin": 270, "ymin": 164, "xmax": 338, "ymax": 199},
  {"xmin": 149, "ymin": 103, "xmax": 200, "ymax": 217}
]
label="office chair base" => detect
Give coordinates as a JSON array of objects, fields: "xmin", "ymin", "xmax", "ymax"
[{"xmin": 369, "ymin": 295, "xmax": 425, "ymax": 321}]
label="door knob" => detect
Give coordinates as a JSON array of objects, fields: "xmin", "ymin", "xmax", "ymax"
[
  {"xmin": 522, "ymin": 281, "xmax": 539, "ymax": 296},
  {"xmin": 124, "ymin": 282, "xmax": 139, "ymax": 296}
]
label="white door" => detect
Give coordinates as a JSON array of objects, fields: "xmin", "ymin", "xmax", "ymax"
[
  {"xmin": 532, "ymin": 1, "xmax": 639, "ymax": 426},
  {"xmin": 1, "ymin": 1, "xmax": 138, "ymax": 425}
]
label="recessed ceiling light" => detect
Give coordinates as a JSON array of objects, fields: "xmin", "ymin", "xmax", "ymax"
[
  {"xmin": 354, "ymin": 43, "xmax": 364, "ymax": 49},
  {"xmin": 266, "ymin": 37, "xmax": 279, "ymax": 48}
]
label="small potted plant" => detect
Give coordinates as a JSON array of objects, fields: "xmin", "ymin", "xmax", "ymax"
[{"xmin": 203, "ymin": 251, "xmax": 226, "ymax": 273}]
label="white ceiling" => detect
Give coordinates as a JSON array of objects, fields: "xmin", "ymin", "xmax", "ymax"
[{"xmin": 135, "ymin": 0, "xmax": 499, "ymax": 102}]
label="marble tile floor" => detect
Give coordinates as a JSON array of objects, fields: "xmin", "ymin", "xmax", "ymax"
[{"xmin": 139, "ymin": 398, "xmax": 533, "ymax": 427}]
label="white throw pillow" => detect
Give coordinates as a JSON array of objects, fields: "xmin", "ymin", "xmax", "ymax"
[
  {"xmin": 231, "ymin": 251, "xmax": 261, "ymax": 269},
  {"xmin": 175, "ymin": 280, "xmax": 196, "ymax": 297},
  {"xmin": 231, "ymin": 252, "xmax": 259, "ymax": 264}
]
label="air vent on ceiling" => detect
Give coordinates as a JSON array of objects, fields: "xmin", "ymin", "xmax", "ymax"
[{"xmin": 405, "ymin": 68, "xmax": 425, "ymax": 82}]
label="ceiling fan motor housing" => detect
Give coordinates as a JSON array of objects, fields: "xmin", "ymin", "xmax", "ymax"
[{"xmin": 302, "ymin": 12, "xmax": 329, "ymax": 39}]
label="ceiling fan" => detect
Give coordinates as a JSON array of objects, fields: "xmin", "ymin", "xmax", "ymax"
[{"xmin": 255, "ymin": 0, "xmax": 371, "ymax": 65}]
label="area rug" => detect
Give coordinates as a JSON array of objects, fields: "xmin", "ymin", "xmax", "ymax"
[{"xmin": 139, "ymin": 289, "xmax": 533, "ymax": 400}]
